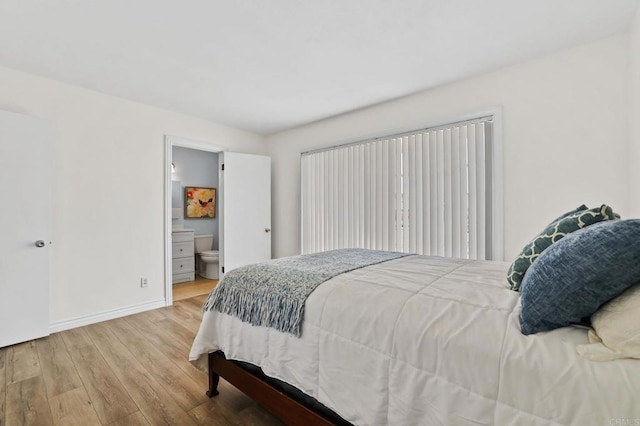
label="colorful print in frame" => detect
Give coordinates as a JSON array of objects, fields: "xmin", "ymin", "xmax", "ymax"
[{"xmin": 185, "ymin": 187, "xmax": 216, "ymax": 218}]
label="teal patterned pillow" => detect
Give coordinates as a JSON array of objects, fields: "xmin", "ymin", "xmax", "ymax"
[
  {"xmin": 507, "ymin": 204, "xmax": 617, "ymax": 291},
  {"xmin": 549, "ymin": 204, "xmax": 588, "ymax": 223}
]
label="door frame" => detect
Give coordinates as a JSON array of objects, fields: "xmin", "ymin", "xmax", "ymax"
[{"xmin": 164, "ymin": 135, "xmax": 224, "ymax": 306}]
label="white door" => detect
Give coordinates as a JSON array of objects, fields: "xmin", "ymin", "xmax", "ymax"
[
  {"xmin": 220, "ymin": 152, "xmax": 271, "ymax": 273},
  {"xmin": 0, "ymin": 110, "xmax": 51, "ymax": 348}
]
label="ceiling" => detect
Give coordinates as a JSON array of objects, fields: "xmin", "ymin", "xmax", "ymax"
[{"xmin": 0, "ymin": 1, "xmax": 637, "ymax": 135}]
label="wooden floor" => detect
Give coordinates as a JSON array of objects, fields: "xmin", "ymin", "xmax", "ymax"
[
  {"xmin": 0, "ymin": 290, "xmax": 283, "ymax": 425},
  {"xmin": 173, "ymin": 277, "xmax": 218, "ymax": 302}
]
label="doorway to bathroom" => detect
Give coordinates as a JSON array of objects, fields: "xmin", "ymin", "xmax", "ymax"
[
  {"xmin": 164, "ymin": 135, "xmax": 272, "ymax": 306},
  {"xmin": 167, "ymin": 139, "xmax": 220, "ymax": 303},
  {"xmin": 170, "ymin": 145, "xmax": 220, "ymax": 301}
]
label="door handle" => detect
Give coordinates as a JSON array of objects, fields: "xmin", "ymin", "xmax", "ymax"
[{"xmin": 35, "ymin": 240, "xmax": 46, "ymax": 248}]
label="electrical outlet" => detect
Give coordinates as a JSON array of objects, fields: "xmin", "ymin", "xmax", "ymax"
[{"xmin": 140, "ymin": 277, "xmax": 148, "ymax": 288}]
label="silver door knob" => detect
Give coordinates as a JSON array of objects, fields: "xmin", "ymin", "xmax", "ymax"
[
  {"xmin": 35, "ymin": 240, "xmax": 46, "ymax": 248},
  {"xmin": 265, "ymin": 228, "xmax": 271, "ymax": 233}
]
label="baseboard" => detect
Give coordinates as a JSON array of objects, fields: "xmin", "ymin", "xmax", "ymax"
[{"xmin": 49, "ymin": 299, "xmax": 167, "ymax": 333}]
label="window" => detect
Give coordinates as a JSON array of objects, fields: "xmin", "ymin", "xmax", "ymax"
[{"xmin": 300, "ymin": 114, "xmax": 503, "ymax": 260}]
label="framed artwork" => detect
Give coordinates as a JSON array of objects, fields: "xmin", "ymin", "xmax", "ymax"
[{"xmin": 185, "ymin": 186, "xmax": 216, "ymax": 218}]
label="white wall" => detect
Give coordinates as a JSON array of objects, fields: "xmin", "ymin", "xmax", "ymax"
[
  {"xmin": 629, "ymin": 8, "xmax": 640, "ymax": 217},
  {"xmin": 267, "ymin": 35, "xmax": 629, "ymax": 260},
  {"xmin": 0, "ymin": 65, "xmax": 266, "ymax": 325}
]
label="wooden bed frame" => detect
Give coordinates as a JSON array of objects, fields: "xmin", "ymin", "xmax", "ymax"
[{"xmin": 206, "ymin": 351, "xmax": 350, "ymax": 425}]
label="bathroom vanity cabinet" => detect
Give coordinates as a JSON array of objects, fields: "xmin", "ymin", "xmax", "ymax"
[{"xmin": 172, "ymin": 229, "xmax": 195, "ymax": 283}]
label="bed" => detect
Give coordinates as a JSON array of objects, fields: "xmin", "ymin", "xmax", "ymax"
[{"xmin": 189, "ymin": 253, "xmax": 640, "ymax": 425}]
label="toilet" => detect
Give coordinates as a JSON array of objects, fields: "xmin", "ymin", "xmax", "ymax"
[{"xmin": 194, "ymin": 234, "xmax": 219, "ymax": 279}]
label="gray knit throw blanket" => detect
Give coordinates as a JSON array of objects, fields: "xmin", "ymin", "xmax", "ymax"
[{"xmin": 203, "ymin": 248, "xmax": 410, "ymax": 336}]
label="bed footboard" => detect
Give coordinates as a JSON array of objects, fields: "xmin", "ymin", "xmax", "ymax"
[{"xmin": 206, "ymin": 351, "xmax": 349, "ymax": 425}]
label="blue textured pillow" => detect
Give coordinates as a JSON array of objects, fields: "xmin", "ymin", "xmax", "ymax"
[{"xmin": 520, "ymin": 219, "xmax": 640, "ymax": 335}]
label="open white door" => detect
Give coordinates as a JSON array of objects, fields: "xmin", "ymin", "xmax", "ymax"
[
  {"xmin": 220, "ymin": 152, "xmax": 271, "ymax": 273},
  {"xmin": 0, "ymin": 111, "xmax": 51, "ymax": 348}
]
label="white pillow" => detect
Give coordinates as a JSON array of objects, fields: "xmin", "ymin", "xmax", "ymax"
[{"xmin": 576, "ymin": 283, "xmax": 640, "ymax": 361}]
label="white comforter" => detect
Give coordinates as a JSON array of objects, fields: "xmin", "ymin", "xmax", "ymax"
[{"xmin": 190, "ymin": 255, "xmax": 640, "ymax": 425}]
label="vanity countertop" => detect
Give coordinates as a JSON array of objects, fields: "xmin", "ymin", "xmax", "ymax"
[{"xmin": 172, "ymin": 227, "xmax": 194, "ymax": 233}]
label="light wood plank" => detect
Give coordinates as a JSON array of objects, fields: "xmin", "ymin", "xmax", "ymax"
[
  {"xmin": 106, "ymin": 318, "xmax": 208, "ymax": 411},
  {"xmin": 190, "ymin": 381, "xmax": 255, "ymax": 426},
  {"xmin": 189, "ymin": 380, "xmax": 282, "ymax": 426},
  {"xmin": 0, "ymin": 347, "xmax": 7, "ymax": 426},
  {"xmin": 60, "ymin": 328, "xmax": 138, "ymax": 424},
  {"xmin": 5, "ymin": 376, "xmax": 52, "ymax": 425},
  {"xmin": 184, "ymin": 295, "xmax": 208, "ymax": 310},
  {"xmin": 36, "ymin": 334, "xmax": 83, "ymax": 398},
  {"xmin": 6, "ymin": 341, "xmax": 40, "ymax": 385},
  {"xmin": 59, "ymin": 328, "xmax": 93, "ymax": 351},
  {"xmin": 159, "ymin": 302, "xmax": 204, "ymax": 333},
  {"xmin": 134, "ymin": 308, "xmax": 197, "ymax": 347},
  {"xmin": 85, "ymin": 322, "xmax": 197, "ymax": 425},
  {"xmin": 236, "ymin": 403, "xmax": 284, "ymax": 426},
  {"xmin": 107, "ymin": 411, "xmax": 150, "ymax": 426},
  {"xmin": 188, "ymin": 399, "xmax": 239, "ymax": 426},
  {"xmin": 173, "ymin": 278, "xmax": 217, "ymax": 301},
  {"xmin": 175, "ymin": 298, "xmax": 207, "ymax": 318},
  {"xmin": 0, "ymin": 293, "xmax": 281, "ymax": 426},
  {"xmin": 128, "ymin": 309, "xmax": 166, "ymax": 324},
  {"xmin": 156, "ymin": 317, "xmax": 198, "ymax": 346},
  {"xmin": 123, "ymin": 315, "xmax": 206, "ymax": 385},
  {"xmin": 216, "ymin": 380, "xmax": 255, "ymax": 414},
  {"xmin": 49, "ymin": 387, "xmax": 100, "ymax": 426},
  {"xmin": 173, "ymin": 298, "xmax": 204, "ymax": 315},
  {"xmin": 191, "ymin": 294, "xmax": 210, "ymax": 306}
]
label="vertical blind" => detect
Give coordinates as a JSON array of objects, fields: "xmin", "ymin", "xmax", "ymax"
[{"xmin": 301, "ymin": 117, "xmax": 497, "ymax": 260}]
